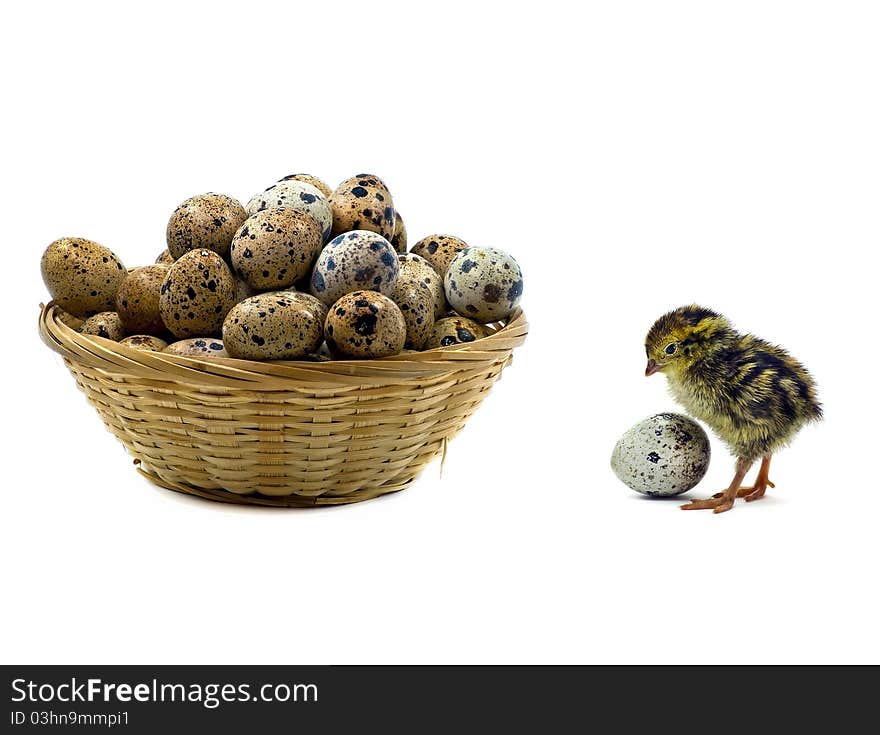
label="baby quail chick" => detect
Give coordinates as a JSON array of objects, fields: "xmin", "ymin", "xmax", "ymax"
[{"xmin": 645, "ymin": 305, "xmax": 822, "ymax": 514}]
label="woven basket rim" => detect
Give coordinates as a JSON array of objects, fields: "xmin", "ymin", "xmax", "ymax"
[{"xmin": 38, "ymin": 301, "xmax": 528, "ymax": 386}]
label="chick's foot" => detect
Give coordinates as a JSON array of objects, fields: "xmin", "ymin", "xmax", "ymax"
[
  {"xmin": 712, "ymin": 478, "xmax": 775, "ymax": 502},
  {"xmin": 682, "ymin": 459, "xmax": 752, "ymax": 514},
  {"xmin": 680, "ymin": 497, "xmax": 735, "ymax": 513},
  {"xmin": 745, "ymin": 478, "xmax": 775, "ymax": 502},
  {"xmin": 713, "ymin": 457, "xmax": 775, "ymax": 503}
]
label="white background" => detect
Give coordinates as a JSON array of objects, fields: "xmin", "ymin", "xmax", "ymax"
[{"xmin": 2, "ymin": 1, "xmax": 878, "ymax": 664}]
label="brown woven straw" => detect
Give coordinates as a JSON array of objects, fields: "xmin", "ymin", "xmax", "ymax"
[{"xmin": 38, "ymin": 302, "xmax": 528, "ymax": 507}]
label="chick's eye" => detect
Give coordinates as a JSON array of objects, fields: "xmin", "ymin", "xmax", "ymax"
[{"xmin": 665, "ymin": 343, "xmax": 677, "ymax": 355}]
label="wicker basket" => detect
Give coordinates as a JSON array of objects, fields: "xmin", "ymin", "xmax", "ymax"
[{"xmin": 38, "ymin": 302, "xmax": 527, "ymax": 507}]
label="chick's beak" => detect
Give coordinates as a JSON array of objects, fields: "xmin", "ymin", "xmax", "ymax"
[{"xmin": 645, "ymin": 359, "xmax": 662, "ymax": 377}]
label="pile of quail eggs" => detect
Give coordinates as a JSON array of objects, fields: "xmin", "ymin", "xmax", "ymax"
[{"xmin": 40, "ymin": 173, "xmax": 524, "ymax": 361}]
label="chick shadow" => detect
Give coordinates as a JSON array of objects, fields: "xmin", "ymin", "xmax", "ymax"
[{"xmin": 630, "ymin": 493, "xmax": 788, "ymax": 508}]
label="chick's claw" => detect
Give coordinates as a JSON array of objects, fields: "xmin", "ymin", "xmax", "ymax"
[
  {"xmin": 711, "ymin": 483, "xmax": 773, "ymax": 500},
  {"xmin": 680, "ymin": 497, "xmax": 733, "ymax": 512},
  {"xmin": 744, "ymin": 480, "xmax": 774, "ymax": 502},
  {"xmin": 711, "ymin": 477, "xmax": 776, "ymax": 502}
]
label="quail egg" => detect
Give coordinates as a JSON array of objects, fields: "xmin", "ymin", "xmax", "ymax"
[
  {"xmin": 230, "ymin": 208, "xmax": 323, "ymax": 291},
  {"xmin": 329, "ymin": 174, "xmax": 395, "ymax": 239},
  {"xmin": 610, "ymin": 413, "xmax": 711, "ymax": 497},
  {"xmin": 116, "ymin": 264, "xmax": 169, "ymax": 336},
  {"xmin": 310, "ymin": 230, "xmax": 399, "ymax": 306},
  {"xmin": 41, "ymin": 237, "xmax": 127, "ymax": 317},
  {"xmin": 119, "ymin": 335, "xmax": 169, "ymax": 352},
  {"xmin": 390, "ymin": 210, "xmax": 407, "ymax": 253},
  {"xmin": 324, "ymin": 290, "xmax": 406, "ymax": 359},
  {"xmin": 159, "ymin": 249, "xmax": 236, "ymax": 338},
  {"xmin": 424, "ymin": 316, "xmax": 489, "ymax": 349},
  {"xmin": 166, "ymin": 193, "xmax": 248, "ymax": 260},
  {"xmin": 391, "ymin": 280, "xmax": 435, "ymax": 350},
  {"xmin": 246, "ymin": 180, "xmax": 332, "ymax": 242},
  {"xmin": 410, "ymin": 234, "xmax": 468, "ymax": 277},
  {"xmin": 163, "ymin": 338, "xmax": 229, "ymax": 357},
  {"xmin": 284, "ymin": 290, "xmax": 329, "ymax": 325},
  {"xmin": 155, "ymin": 249, "xmax": 175, "ymax": 265},
  {"xmin": 444, "ymin": 247, "xmax": 523, "ymax": 323},
  {"xmin": 398, "ymin": 252, "xmax": 446, "ymax": 320},
  {"xmin": 79, "ymin": 312, "xmax": 126, "ymax": 341},
  {"xmin": 279, "ymin": 173, "xmax": 333, "ymax": 198},
  {"xmin": 222, "ymin": 291, "xmax": 325, "ymax": 360}
]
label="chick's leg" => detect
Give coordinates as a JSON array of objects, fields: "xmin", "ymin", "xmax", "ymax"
[
  {"xmin": 681, "ymin": 458, "xmax": 752, "ymax": 514},
  {"xmin": 744, "ymin": 455, "xmax": 774, "ymax": 502},
  {"xmin": 712, "ymin": 456, "xmax": 775, "ymax": 500}
]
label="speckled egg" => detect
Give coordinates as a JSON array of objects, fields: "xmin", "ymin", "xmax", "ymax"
[
  {"xmin": 231, "ymin": 208, "xmax": 323, "ymax": 291},
  {"xmin": 324, "ymin": 290, "xmax": 406, "ymax": 359},
  {"xmin": 155, "ymin": 249, "xmax": 175, "ymax": 265},
  {"xmin": 116, "ymin": 265, "xmax": 169, "ymax": 336},
  {"xmin": 79, "ymin": 312, "xmax": 126, "ymax": 341},
  {"xmin": 222, "ymin": 292, "xmax": 324, "ymax": 360},
  {"xmin": 424, "ymin": 316, "xmax": 489, "ymax": 349},
  {"xmin": 279, "ymin": 173, "xmax": 333, "ymax": 199},
  {"xmin": 391, "ymin": 280, "xmax": 435, "ymax": 350},
  {"xmin": 163, "ymin": 338, "xmax": 229, "ymax": 358},
  {"xmin": 390, "ymin": 210, "xmax": 407, "ymax": 253},
  {"xmin": 329, "ymin": 174, "xmax": 395, "ymax": 239},
  {"xmin": 410, "ymin": 234, "xmax": 469, "ymax": 277},
  {"xmin": 159, "ymin": 249, "xmax": 236, "ymax": 338},
  {"xmin": 119, "ymin": 335, "xmax": 169, "ymax": 352},
  {"xmin": 310, "ymin": 230, "xmax": 399, "ymax": 306},
  {"xmin": 166, "ymin": 193, "xmax": 247, "ymax": 260},
  {"xmin": 398, "ymin": 252, "xmax": 446, "ymax": 320},
  {"xmin": 41, "ymin": 237, "xmax": 127, "ymax": 317},
  {"xmin": 610, "ymin": 413, "xmax": 711, "ymax": 497},
  {"xmin": 245, "ymin": 180, "xmax": 332, "ymax": 241},
  {"xmin": 444, "ymin": 247, "xmax": 523, "ymax": 323}
]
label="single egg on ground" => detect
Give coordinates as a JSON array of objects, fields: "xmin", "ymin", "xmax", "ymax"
[{"xmin": 610, "ymin": 413, "xmax": 711, "ymax": 497}]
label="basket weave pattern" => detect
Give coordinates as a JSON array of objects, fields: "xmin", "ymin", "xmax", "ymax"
[{"xmin": 39, "ymin": 303, "xmax": 527, "ymax": 506}]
